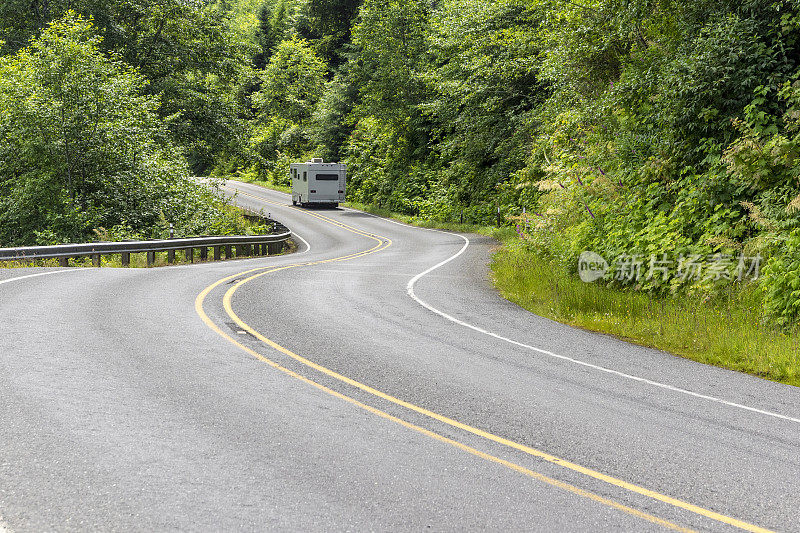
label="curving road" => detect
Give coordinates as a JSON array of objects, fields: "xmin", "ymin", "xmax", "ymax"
[{"xmin": 1, "ymin": 181, "xmax": 799, "ymax": 532}]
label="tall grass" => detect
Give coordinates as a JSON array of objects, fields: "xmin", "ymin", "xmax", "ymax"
[{"xmin": 491, "ymin": 240, "xmax": 800, "ymax": 386}]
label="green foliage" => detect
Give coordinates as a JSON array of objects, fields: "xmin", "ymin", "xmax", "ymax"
[
  {"xmin": 425, "ymin": 0, "xmax": 545, "ymax": 205},
  {"xmin": 0, "ymin": 14, "xmax": 248, "ymax": 245},
  {"xmin": 241, "ymin": 36, "xmax": 326, "ymax": 184},
  {"xmin": 762, "ymin": 230, "xmax": 800, "ymax": 327},
  {"xmin": 297, "ymin": 0, "xmax": 361, "ymax": 68},
  {"xmin": 253, "ymin": 0, "xmax": 296, "ymax": 67},
  {"xmin": 508, "ymin": 0, "xmax": 800, "ymax": 327},
  {"xmin": 343, "ymin": 117, "xmax": 394, "ymax": 204},
  {"xmin": 350, "ymin": 0, "xmax": 429, "ymax": 129},
  {"xmin": 310, "ymin": 69, "xmax": 358, "ymax": 162},
  {"xmin": 0, "ymin": 0, "xmax": 254, "ymax": 174},
  {"xmin": 114, "ymin": 0, "xmax": 252, "ymax": 174},
  {"xmin": 218, "ymin": 0, "xmax": 270, "ymax": 42},
  {"xmin": 339, "ymin": 0, "xmax": 433, "ymax": 212},
  {"xmin": 254, "ymin": 36, "xmax": 326, "ymax": 123},
  {"xmin": 492, "ymin": 241, "xmax": 800, "ymax": 386}
]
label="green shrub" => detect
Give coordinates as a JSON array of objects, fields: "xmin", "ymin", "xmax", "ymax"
[{"xmin": 762, "ymin": 230, "xmax": 800, "ymax": 328}]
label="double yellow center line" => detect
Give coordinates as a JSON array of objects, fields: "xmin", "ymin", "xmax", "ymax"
[{"xmin": 196, "ymin": 193, "xmax": 772, "ymax": 533}]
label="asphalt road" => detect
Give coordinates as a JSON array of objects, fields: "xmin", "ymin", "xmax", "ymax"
[{"xmin": 1, "ymin": 181, "xmax": 799, "ymax": 532}]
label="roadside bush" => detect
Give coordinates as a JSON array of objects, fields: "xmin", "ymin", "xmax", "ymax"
[
  {"xmin": 0, "ymin": 14, "xmax": 253, "ymax": 246},
  {"xmin": 762, "ymin": 230, "xmax": 800, "ymax": 328}
]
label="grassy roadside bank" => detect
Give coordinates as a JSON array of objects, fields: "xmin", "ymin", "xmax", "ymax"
[
  {"xmin": 492, "ymin": 240, "xmax": 800, "ymax": 387},
  {"xmin": 226, "ymin": 181, "xmax": 800, "ymax": 387},
  {"xmin": 342, "ymin": 200, "xmax": 506, "ymax": 235}
]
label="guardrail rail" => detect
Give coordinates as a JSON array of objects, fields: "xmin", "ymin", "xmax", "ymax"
[{"xmin": 0, "ymin": 221, "xmax": 292, "ymax": 268}]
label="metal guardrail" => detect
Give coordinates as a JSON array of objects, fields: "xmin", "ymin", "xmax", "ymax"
[{"xmin": 0, "ymin": 222, "xmax": 292, "ymax": 267}]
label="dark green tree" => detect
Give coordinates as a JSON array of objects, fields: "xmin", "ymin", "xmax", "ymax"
[
  {"xmin": 297, "ymin": 0, "xmax": 361, "ymax": 69},
  {"xmin": 426, "ymin": 0, "xmax": 546, "ymax": 205}
]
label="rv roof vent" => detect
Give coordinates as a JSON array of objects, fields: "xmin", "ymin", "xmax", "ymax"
[{"xmin": 310, "ymin": 158, "xmax": 324, "ymax": 163}]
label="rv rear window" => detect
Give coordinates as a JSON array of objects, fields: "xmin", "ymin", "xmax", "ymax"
[{"xmin": 314, "ymin": 174, "xmax": 339, "ymax": 181}]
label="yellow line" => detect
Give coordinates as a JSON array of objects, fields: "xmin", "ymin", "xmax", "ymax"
[
  {"xmin": 209, "ymin": 189, "xmax": 771, "ymax": 532},
  {"xmin": 195, "ymin": 278, "xmax": 690, "ymax": 532}
]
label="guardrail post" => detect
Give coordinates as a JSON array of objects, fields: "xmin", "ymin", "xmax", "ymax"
[
  {"xmin": 225, "ymin": 245, "xmax": 232, "ymax": 259},
  {"xmin": 214, "ymin": 246, "xmax": 222, "ymax": 261},
  {"xmin": 92, "ymin": 254, "xmax": 101, "ymax": 267},
  {"xmin": 235, "ymin": 245, "xmax": 244, "ymax": 257},
  {"xmin": 147, "ymin": 251, "xmax": 155, "ymax": 267},
  {"xmin": 121, "ymin": 253, "xmax": 130, "ymax": 267},
  {"xmin": 185, "ymin": 248, "xmax": 193, "ymax": 262},
  {"xmin": 200, "ymin": 247, "xmax": 208, "ymax": 261},
  {"xmin": 260, "ymin": 243, "xmax": 268, "ymax": 256},
  {"xmin": 267, "ymin": 242, "xmax": 281, "ymax": 255},
  {"xmin": 167, "ymin": 249, "xmax": 175, "ymax": 264},
  {"xmin": 244, "ymin": 244, "xmax": 252, "ymax": 256},
  {"xmin": 59, "ymin": 257, "xmax": 69, "ymax": 267}
]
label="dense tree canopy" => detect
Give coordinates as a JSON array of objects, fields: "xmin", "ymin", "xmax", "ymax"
[
  {"xmin": 1, "ymin": 0, "xmax": 253, "ymax": 173},
  {"xmin": 0, "ymin": 12, "xmax": 254, "ymax": 245}
]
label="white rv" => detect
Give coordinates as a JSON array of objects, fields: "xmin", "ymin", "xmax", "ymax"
[{"xmin": 290, "ymin": 158, "xmax": 346, "ymax": 207}]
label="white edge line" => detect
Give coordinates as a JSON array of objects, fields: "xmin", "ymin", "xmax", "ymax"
[
  {"xmin": 291, "ymin": 232, "xmax": 312, "ymax": 254},
  {"xmin": 347, "ymin": 207, "xmax": 800, "ymax": 425},
  {"xmin": 0, "ymin": 269, "xmax": 78, "ymax": 286}
]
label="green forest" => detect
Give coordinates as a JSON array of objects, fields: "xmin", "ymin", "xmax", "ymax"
[{"xmin": 2, "ymin": 0, "xmax": 800, "ymax": 328}]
